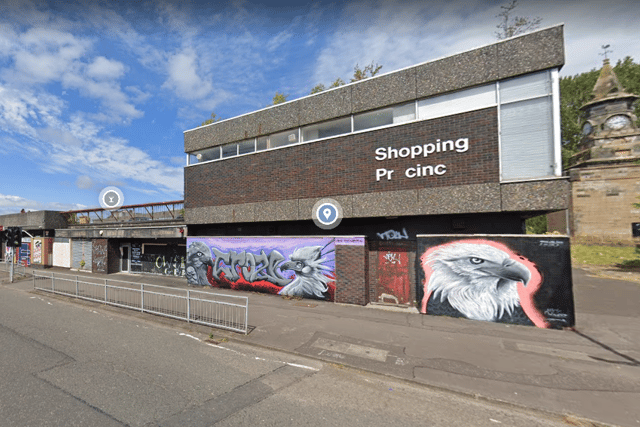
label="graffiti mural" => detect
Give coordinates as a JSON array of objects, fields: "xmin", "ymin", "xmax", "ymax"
[
  {"xmin": 417, "ymin": 236, "xmax": 575, "ymax": 329},
  {"xmin": 130, "ymin": 243, "xmax": 186, "ymax": 277},
  {"xmin": 186, "ymin": 237, "xmax": 336, "ymax": 301},
  {"xmin": 33, "ymin": 239, "xmax": 42, "ymax": 264}
]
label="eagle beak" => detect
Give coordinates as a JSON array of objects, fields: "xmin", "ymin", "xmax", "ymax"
[
  {"xmin": 496, "ymin": 259, "xmax": 531, "ymax": 286},
  {"xmin": 280, "ymin": 261, "xmax": 295, "ymax": 271}
]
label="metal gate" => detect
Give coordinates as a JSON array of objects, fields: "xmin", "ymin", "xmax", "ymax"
[{"xmin": 71, "ymin": 239, "xmax": 92, "ymax": 271}]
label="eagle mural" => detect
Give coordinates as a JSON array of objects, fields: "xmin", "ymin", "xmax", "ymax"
[
  {"xmin": 420, "ymin": 240, "xmax": 549, "ymax": 328},
  {"xmin": 278, "ymin": 246, "xmax": 333, "ymax": 299}
]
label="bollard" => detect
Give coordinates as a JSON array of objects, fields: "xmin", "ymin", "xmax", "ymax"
[
  {"xmin": 141, "ymin": 284, "xmax": 144, "ymax": 313},
  {"xmin": 75, "ymin": 276, "xmax": 79, "ymax": 298}
]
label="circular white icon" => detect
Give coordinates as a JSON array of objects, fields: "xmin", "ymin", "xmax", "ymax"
[
  {"xmin": 99, "ymin": 186, "xmax": 124, "ymax": 210},
  {"xmin": 312, "ymin": 198, "xmax": 343, "ymax": 230}
]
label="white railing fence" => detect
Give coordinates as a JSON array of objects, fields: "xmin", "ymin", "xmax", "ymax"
[
  {"xmin": 33, "ymin": 272, "xmax": 248, "ymax": 334},
  {"xmin": 0, "ymin": 260, "xmax": 26, "ymax": 276}
]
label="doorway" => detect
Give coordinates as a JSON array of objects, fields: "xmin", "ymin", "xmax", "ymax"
[{"xmin": 120, "ymin": 244, "xmax": 130, "ymax": 272}]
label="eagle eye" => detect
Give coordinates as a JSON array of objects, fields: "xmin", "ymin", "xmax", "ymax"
[
  {"xmin": 469, "ymin": 257, "xmax": 484, "ymax": 265},
  {"xmin": 196, "ymin": 252, "xmax": 203, "ymax": 257},
  {"xmin": 296, "ymin": 261, "xmax": 304, "ymax": 268}
]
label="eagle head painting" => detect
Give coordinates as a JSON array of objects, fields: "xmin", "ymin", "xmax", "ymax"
[
  {"xmin": 278, "ymin": 246, "xmax": 333, "ymax": 299},
  {"xmin": 420, "ymin": 240, "xmax": 549, "ymax": 328}
]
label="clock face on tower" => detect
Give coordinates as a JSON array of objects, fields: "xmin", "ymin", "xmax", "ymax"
[{"xmin": 605, "ymin": 114, "xmax": 631, "ymax": 130}]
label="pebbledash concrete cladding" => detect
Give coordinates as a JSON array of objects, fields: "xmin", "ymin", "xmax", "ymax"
[{"xmin": 182, "ymin": 25, "xmax": 574, "ymax": 328}]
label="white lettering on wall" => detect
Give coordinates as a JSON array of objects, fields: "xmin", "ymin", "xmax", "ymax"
[{"xmin": 374, "ymin": 137, "xmax": 469, "ymax": 182}]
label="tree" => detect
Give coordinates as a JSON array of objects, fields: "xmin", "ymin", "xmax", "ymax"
[
  {"xmin": 200, "ymin": 112, "xmax": 218, "ymax": 127},
  {"xmin": 309, "ymin": 64, "xmax": 380, "ymax": 95},
  {"xmin": 350, "ymin": 62, "xmax": 382, "ymax": 82},
  {"xmin": 495, "ymin": 0, "xmax": 542, "ymax": 40},
  {"xmin": 310, "ymin": 84, "xmax": 325, "ymax": 94},
  {"xmin": 272, "ymin": 91, "xmax": 289, "ymax": 105},
  {"xmin": 329, "ymin": 78, "xmax": 345, "ymax": 88},
  {"xmin": 560, "ymin": 56, "xmax": 640, "ymax": 166}
]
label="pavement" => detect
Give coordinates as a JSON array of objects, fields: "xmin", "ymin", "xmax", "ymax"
[{"xmin": 3, "ymin": 265, "xmax": 639, "ymax": 427}]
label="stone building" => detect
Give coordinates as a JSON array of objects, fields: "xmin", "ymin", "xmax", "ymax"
[{"xmin": 568, "ymin": 58, "xmax": 640, "ymax": 244}]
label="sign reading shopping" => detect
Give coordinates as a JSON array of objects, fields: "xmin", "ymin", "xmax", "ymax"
[{"xmin": 375, "ymin": 137, "xmax": 469, "ymax": 182}]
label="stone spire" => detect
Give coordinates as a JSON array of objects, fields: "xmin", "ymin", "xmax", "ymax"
[{"xmin": 582, "ymin": 58, "xmax": 637, "ymax": 108}]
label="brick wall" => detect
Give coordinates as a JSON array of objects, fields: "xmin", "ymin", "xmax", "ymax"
[
  {"xmin": 335, "ymin": 244, "xmax": 369, "ymax": 305},
  {"xmin": 185, "ymin": 108, "xmax": 499, "ymax": 209},
  {"xmin": 571, "ymin": 163, "xmax": 640, "ymax": 245}
]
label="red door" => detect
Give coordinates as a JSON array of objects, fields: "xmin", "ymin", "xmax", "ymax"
[{"xmin": 376, "ymin": 248, "xmax": 410, "ymax": 305}]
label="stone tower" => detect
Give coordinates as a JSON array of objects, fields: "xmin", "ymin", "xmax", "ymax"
[{"xmin": 568, "ymin": 59, "xmax": 640, "ymax": 244}]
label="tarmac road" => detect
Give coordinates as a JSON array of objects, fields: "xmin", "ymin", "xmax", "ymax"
[
  {"xmin": 2, "ymin": 266, "xmax": 639, "ymax": 426},
  {"xmin": 0, "ymin": 276, "xmax": 577, "ymax": 427}
]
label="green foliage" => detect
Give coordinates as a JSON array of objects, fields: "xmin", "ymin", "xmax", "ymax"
[
  {"xmin": 560, "ymin": 56, "xmax": 640, "ymax": 167},
  {"xmin": 200, "ymin": 112, "xmax": 218, "ymax": 127},
  {"xmin": 310, "ymin": 84, "xmax": 325, "ymax": 94},
  {"xmin": 272, "ymin": 91, "xmax": 289, "ymax": 105},
  {"xmin": 330, "ymin": 78, "xmax": 345, "ymax": 88},
  {"xmin": 525, "ymin": 214, "xmax": 547, "ymax": 234},
  {"xmin": 308, "ymin": 66, "xmax": 377, "ymax": 95},
  {"xmin": 350, "ymin": 62, "xmax": 382, "ymax": 82},
  {"xmin": 560, "ymin": 69, "xmax": 599, "ymax": 164},
  {"xmin": 495, "ymin": 0, "xmax": 541, "ymax": 40}
]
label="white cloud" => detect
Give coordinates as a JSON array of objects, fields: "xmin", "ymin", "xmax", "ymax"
[
  {"xmin": 0, "ymin": 193, "xmax": 87, "ymax": 215},
  {"xmin": 312, "ymin": 0, "xmax": 494, "ymax": 85},
  {"xmin": 86, "ymin": 56, "xmax": 127, "ymax": 80},
  {"xmin": 162, "ymin": 48, "xmax": 214, "ymax": 100},
  {"xmin": 75, "ymin": 175, "xmax": 95, "ymax": 190}
]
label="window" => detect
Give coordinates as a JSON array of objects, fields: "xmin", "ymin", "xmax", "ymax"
[
  {"xmin": 238, "ymin": 139, "xmax": 255, "ymax": 155},
  {"xmin": 257, "ymin": 136, "xmax": 268, "ymax": 151},
  {"xmin": 353, "ymin": 102, "xmax": 415, "ymax": 132},
  {"xmin": 499, "ymin": 70, "xmax": 556, "ymax": 180},
  {"xmin": 418, "ymin": 84, "xmax": 496, "ymax": 121},
  {"xmin": 269, "ymin": 129, "xmax": 298, "ymax": 148},
  {"xmin": 190, "ymin": 146, "xmax": 220, "ymax": 164},
  {"xmin": 301, "ymin": 117, "xmax": 351, "ymax": 142},
  {"xmin": 221, "ymin": 143, "xmax": 238, "ymax": 158}
]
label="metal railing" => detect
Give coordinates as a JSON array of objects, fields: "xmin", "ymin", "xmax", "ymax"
[
  {"xmin": 33, "ymin": 272, "xmax": 248, "ymax": 334},
  {"xmin": 0, "ymin": 261, "xmax": 26, "ymax": 276}
]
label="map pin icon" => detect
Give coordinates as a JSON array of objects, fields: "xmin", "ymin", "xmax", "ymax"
[{"xmin": 323, "ymin": 208, "xmax": 332, "ymax": 219}]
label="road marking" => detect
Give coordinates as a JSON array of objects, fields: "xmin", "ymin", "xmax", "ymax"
[{"xmin": 177, "ymin": 333, "xmax": 319, "ymax": 371}]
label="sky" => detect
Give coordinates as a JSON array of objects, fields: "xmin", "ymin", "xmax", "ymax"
[{"xmin": 0, "ymin": 0, "xmax": 639, "ymax": 215}]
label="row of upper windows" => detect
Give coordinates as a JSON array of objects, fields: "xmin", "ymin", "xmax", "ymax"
[{"xmin": 186, "ymin": 70, "xmax": 554, "ymax": 166}]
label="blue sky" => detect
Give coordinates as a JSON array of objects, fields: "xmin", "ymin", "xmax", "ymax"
[{"xmin": 1, "ymin": 0, "xmax": 639, "ymax": 215}]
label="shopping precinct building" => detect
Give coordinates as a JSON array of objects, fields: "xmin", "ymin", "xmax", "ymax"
[{"xmin": 183, "ymin": 25, "xmax": 575, "ymax": 328}]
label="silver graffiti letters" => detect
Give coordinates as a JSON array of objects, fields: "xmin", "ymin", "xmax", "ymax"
[{"xmin": 211, "ymin": 248, "xmax": 290, "ymax": 286}]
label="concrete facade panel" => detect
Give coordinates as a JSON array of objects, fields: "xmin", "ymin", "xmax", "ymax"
[
  {"xmin": 419, "ymin": 183, "xmax": 501, "ymax": 215},
  {"xmin": 500, "ymin": 179, "xmax": 570, "ymax": 212},
  {"xmin": 352, "ymin": 190, "xmax": 419, "ymax": 217},
  {"xmin": 351, "ymin": 68, "xmax": 417, "ymax": 113},
  {"xmin": 298, "ymin": 86, "xmax": 352, "ymax": 126},
  {"xmin": 416, "ymin": 45, "xmax": 498, "ymax": 98},
  {"xmin": 496, "ymin": 26, "xmax": 565, "ymax": 80}
]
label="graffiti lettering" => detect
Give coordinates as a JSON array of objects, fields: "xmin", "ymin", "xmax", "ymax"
[
  {"xmin": 539, "ymin": 240, "xmax": 565, "ymax": 248},
  {"xmin": 377, "ymin": 228, "xmax": 409, "ymax": 240},
  {"xmin": 544, "ymin": 308, "xmax": 568, "ymax": 319},
  {"xmin": 383, "ymin": 252, "xmax": 402, "ymax": 265},
  {"xmin": 155, "ymin": 255, "xmax": 186, "ymax": 276},
  {"xmin": 211, "ymin": 248, "xmax": 289, "ymax": 286}
]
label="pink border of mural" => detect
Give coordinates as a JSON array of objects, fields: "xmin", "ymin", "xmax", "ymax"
[{"xmin": 419, "ymin": 238, "xmax": 550, "ymax": 328}]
